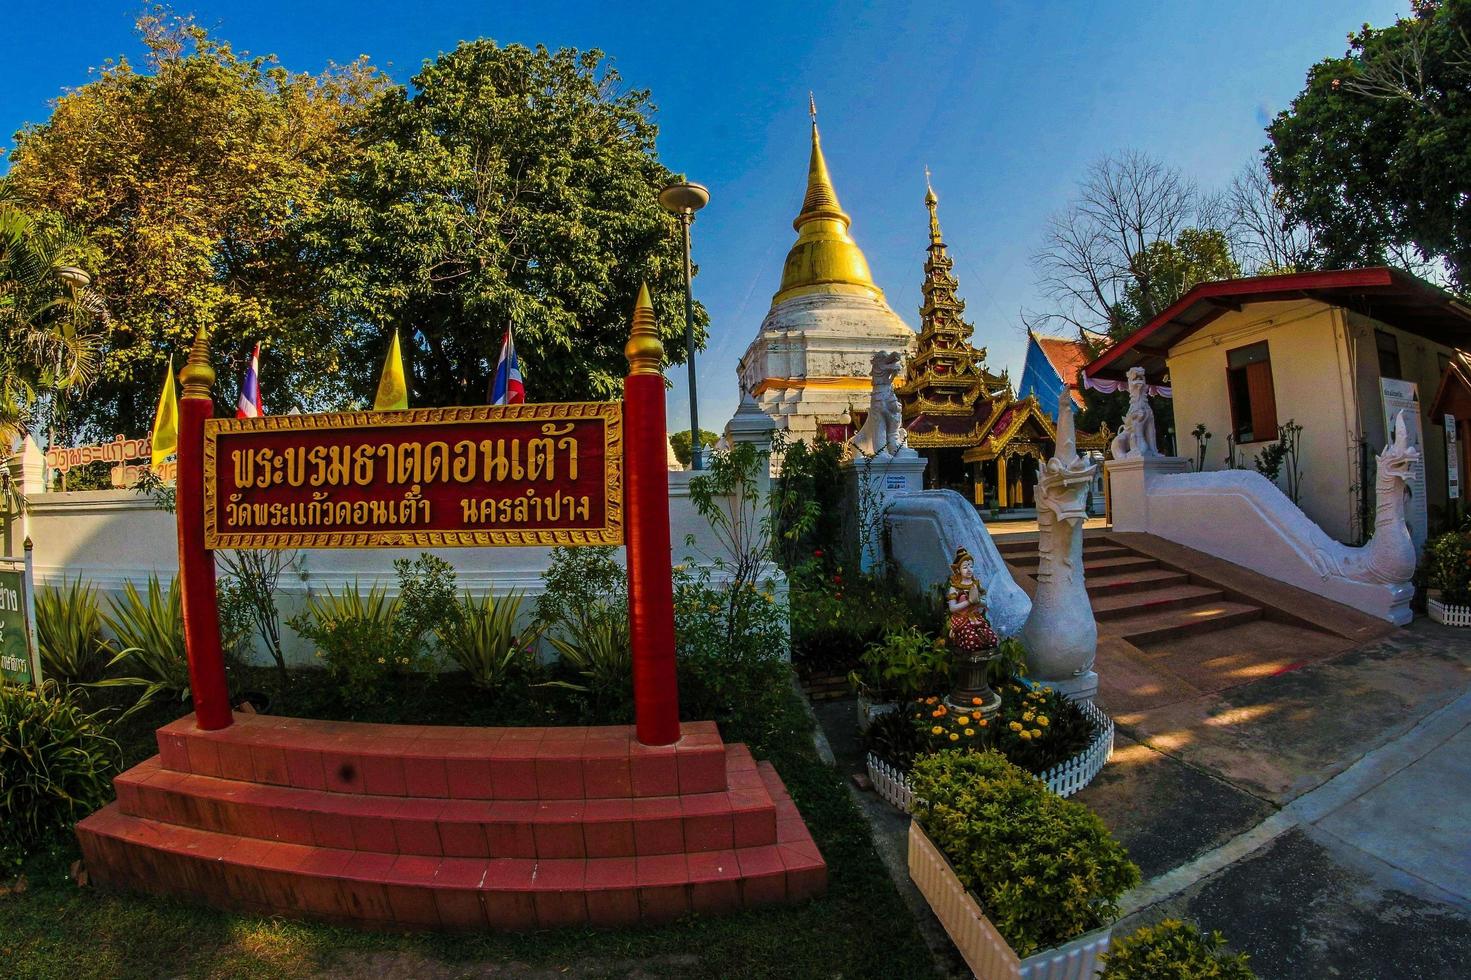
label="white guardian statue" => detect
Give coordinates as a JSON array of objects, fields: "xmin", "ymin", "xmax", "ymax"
[
  {"xmin": 848, "ymin": 351, "xmax": 909, "ymax": 458},
  {"xmin": 1109, "ymin": 366, "xmax": 1159, "ymax": 460}
]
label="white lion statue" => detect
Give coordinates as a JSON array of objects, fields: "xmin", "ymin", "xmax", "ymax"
[
  {"xmin": 1109, "ymin": 366, "xmax": 1159, "ymax": 460},
  {"xmin": 848, "ymin": 351, "xmax": 907, "ymax": 457}
]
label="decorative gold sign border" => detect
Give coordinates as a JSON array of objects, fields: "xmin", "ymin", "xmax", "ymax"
[{"xmin": 203, "ymin": 403, "xmax": 623, "ymax": 550}]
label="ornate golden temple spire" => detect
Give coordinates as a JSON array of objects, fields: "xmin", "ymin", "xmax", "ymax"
[
  {"xmin": 772, "ymin": 97, "xmax": 882, "ymax": 305},
  {"xmin": 924, "ymin": 166, "xmax": 942, "ymax": 245}
]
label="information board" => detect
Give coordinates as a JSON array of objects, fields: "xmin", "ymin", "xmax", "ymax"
[
  {"xmin": 204, "ymin": 403, "xmax": 623, "ymax": 550},
  {"xmin": 0, "ymin": 561, "xmax": 37, "ymax": 688},
  {"xmin": 1448, "ymin": 413, "xmax": 1461, "ymax": 502},
  {"xmin": 1380, "ymin": 378, "xmax": 1427, "ymax": 550}
]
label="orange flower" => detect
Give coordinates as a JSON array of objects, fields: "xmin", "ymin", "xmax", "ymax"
[{"xmin": 971, "ymin": 697, "xmax": 982, "ymax": 706}]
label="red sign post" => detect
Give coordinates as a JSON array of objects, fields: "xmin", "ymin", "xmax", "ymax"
[{"xmin": 172, "ymin": 286, "xmax": 679, "ymax": 744}]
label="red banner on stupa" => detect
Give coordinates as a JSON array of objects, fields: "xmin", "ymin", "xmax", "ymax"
[{"xmin": 203, "ymin": 404, "xmax": 622, "ymax": 549}]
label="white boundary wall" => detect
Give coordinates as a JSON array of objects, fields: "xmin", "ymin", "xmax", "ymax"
[{"xmin": 14, "ymin": 471, "xmax": 780, "ymax": 666}]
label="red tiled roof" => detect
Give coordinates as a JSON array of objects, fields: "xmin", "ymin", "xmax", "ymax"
[{"xmin": 1083, "ymin": 267, "xmax": 1471, "ymax": 382}]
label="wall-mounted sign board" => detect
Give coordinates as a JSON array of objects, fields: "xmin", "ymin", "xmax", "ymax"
[{"xmin": 204, "ymin": 403, "xmax": 623, "ymax": 549}]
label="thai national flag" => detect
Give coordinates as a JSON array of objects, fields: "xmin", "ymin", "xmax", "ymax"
[
  {"xmin": 489, "ymin": 326, "xmax": 525, "ymax": 405},
  {"xmin": 236, "ymin": 342, "xmax": 263, "ymax": 418}
]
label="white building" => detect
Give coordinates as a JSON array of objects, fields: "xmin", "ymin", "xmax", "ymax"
[{"xmin": 735, "ymin": 119, "xmax": 914, "ymax": 444}]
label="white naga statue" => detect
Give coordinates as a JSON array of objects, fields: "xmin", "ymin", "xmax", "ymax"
[
  {"xmin": 848, "ymin": 351, "xmax": 909, "ymax": 457},
  {"xmin": 1020, "ymin": 392, "xmax": 1101, "ymax": 699},
  {"xmin": 1319, "ymin": 410, "xmax": 1421, "ymax": 585},
  {"xmin": 1109, "ymin": 366, "xmax": 1159, "ymax": 460}
]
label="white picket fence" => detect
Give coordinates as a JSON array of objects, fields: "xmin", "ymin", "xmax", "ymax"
[{"xmin": 866, "ymin": 697, "xmax": 1115, "ymax": 812}]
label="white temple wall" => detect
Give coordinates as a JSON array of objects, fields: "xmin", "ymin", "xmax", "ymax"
[{"xmin": 17, "ymin": 472, "xmax": 765, "ymax": 667}]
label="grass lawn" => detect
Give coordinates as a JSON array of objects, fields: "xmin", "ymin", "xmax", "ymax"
[{"xmin": 2, "ymin": 676, "xmax": 940, "ymax": 980}]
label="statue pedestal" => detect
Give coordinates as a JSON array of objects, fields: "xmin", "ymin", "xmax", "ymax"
[
  {"xmin": 1047, "ymin": 670, "xmax": 1099, "ymax": 703},
  {"xmin": 1105, "ymin": 456, "xmax": 1190, "ymax": 533},
  {"xmin": 841, "ymin": 451, "xmax": 927, "ymax": 573}
]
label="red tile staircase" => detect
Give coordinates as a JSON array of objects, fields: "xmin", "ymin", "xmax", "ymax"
[
  {"xmin": 76, "ymin": 715, "xmax": 825, "ymax": 930},
  {"xmin": 999, "ymin": 535, "xmax": 1266, "ymax": 644}
]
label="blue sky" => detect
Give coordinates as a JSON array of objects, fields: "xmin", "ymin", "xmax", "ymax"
[{"xmin": 1, "ymin": 1, "xmax": 1406, "ymax": 431}]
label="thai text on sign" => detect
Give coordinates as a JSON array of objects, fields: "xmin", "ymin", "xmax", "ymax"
[
  {"xmin": 203, "ymin": 404, "xmax": 622, "ymax": 549},
  {"xmin": 0, "ymin": 564, "xmax": 35, "ymax": 687}
]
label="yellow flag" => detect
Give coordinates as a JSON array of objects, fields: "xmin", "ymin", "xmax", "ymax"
[
  {"xmin": 150, "ymin": 359, "xmax": 178, "ymax": 473},
  {"xmin": 373, "ymin": 330, "xmax": 408, "ymax": 411}
]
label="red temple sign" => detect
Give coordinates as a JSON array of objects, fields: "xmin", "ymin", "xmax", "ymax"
[{"xmin": 203, "ymin": 403, "xmax": 622, "ymax": 549}]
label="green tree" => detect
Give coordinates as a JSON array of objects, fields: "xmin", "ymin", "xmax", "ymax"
[
  {"xmin": 307, "ymin": 41, "xmax": 706, "ymax": 407},
  {"xmin": 669, "ymin": 428, "xmax": 719, "ymax": 467},
  {"xmin": 1114, "ymin": 228, "xmax": 1240, "ymax": 342},
  {"xmin": 0, "ymin": 182, "xmax": 106, "ymax": 446},
  {"xmin": 1267, "ymin": 1, "xmax": 1471, "ymax": 289},
  {"xmin": 6, "ymin": 11, "xmax": 386, "ymax": 437}
]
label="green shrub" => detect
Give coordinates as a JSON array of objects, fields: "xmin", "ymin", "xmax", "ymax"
[
  {"xmin": 848, "ymin": 626, "xmax": 950, "ymax": 701},
  {"xmin": 909, "ymin": 750, "xmax": 1140, "ymax": 957},
  {"xmin": 1101, "ymin": 919, "xmax": 1256, "ymax": 979},
  {"xmin": 35, "ymin": 577, "xmax": 110, "ymax": 685},
  {"xmin": 437, "ymin": 589, "xmax": 540, "ymax": 690},
  {"xmin": 96, "ymin": 575, "xmax": 191, "ymax": 718},
  {"xmin": 289, "ymin": 580, "xmax": 404, "ymax": 708},
  {"xmin": 533, "ymin": 547, "xmax": 632, "ymax": 721},
  {"xmin": 0, "ymin": 683, "xmax": 120, "ymax": 871},
  {"xmin": 673, "ymin": 564, "xmax": 792, "ymax": 749},
  {"xmin": 288, "ymin": 555, "xmax": 461, "ymax": 710},
  {"xmin": 1424, "ymin": 527, "xmax": 1471, "ymax": 605}
]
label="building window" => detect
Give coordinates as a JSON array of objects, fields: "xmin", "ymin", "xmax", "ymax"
[
  {"xmin": 1226, "ymin": 341, "xmax": 1278, "ymax": 444},
  {"xmin": 1376, "ymin": 329, "xmax": 1402, "ymax": 380}
]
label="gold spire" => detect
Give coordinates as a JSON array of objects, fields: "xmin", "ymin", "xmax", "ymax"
[
  {"xmin": 625, "ymin": 282, "xmax": 664, "ymax": 376},
  {"xmin": 179, "ymin": 325, "xmax": 215, "ymax": 400},
  {"xmin": 772, "ymin": 99, "xmax": 882, "ymax": 305},
  {"xmin": 924, "ymin": 167, "xmax": 942, "ymax": 245}
]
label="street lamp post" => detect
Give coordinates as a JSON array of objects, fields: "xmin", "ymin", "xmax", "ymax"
[{"xmin": 658, "ymin": 179, "xmax": 710, "ymax": 469}]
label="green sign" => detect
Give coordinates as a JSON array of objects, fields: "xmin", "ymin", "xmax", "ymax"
[{"xmin": 0, "ymin": 564, "xmax": 35, "ymax": 687}]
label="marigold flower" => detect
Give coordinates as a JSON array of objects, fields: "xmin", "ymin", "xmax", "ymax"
[
  {"xmin": 1042, "ymin": 686, "xmax": 1054, "ymax": 694},
  {"xmin": 1023, "ymin": 712, "xmax": 1035, "ymax": 722},
  {"xmin": 931, "ymin": 726, "xmax": 943, "ymax": 735},
  {"xmin": 956, "ymin": 715, "xmax": 970, "ymax": 725},
  {"xmin": 1009, "ymin": 721, "xmax": 1023, "ymax": 732},
  {"xmin": 979, "ymin": 718, "xmax": 988, "ymax": 727},
  {"xmin": 1019, "ymin": 730, "xmax": 1032, "ymax": 740},
  {"xmin": 971, "ymin": 697, "xmax": 981, "ymax": 706},
  {"xmin": 932, "ymin": 709, "xmax": 943, "ymax": 718},
  {"xmin": 964, "ymin": 728, "xmax": 976, "ymax": 737},
  {"xmin": 1031, "ymin": 728, "xmax": 1042, "ymax": 738},
  {"xmin": 1037, "ymin": 716, "xmax": 1049, "ymax": 727},
  {"xmin": 949, "ymin": 733, "xmax": 960, "ymax": 741}
]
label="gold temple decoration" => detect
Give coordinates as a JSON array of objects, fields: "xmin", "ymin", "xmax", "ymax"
[
  {"xmin": 772, "ymin": 98, "xmax": 883, "ymax": 304},
  {"xmin": 895, "ymin": 173, "xmax": 1010, "ymax": 442},
  {"xmin": 180, "ymin": 325, "xmax": 215, "ymax": 400},
  {"xmin": 625, "ymin": 281, "xmax": 664, "ymax": 377}
]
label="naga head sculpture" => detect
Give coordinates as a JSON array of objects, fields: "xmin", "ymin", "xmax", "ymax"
[
  {"xmin": 1376, "ymin": 410, "xmax": 1421, "ymax": 485},
  {"xmin": 1035, "ymin": 391, "xmax": 1098, "ymax": 523}
]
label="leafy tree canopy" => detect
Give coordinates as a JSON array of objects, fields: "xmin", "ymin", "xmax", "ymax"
[
  {"xmin": 307, "ymin": 40, "xmax": 707, "ymax": 407},
  {"xmin": 1114, "ymin": 228, "xmax": 1240, "ymax": 344},
  {"xmin": 6, "ymin": 10, "xmax": 387, "ymax": 437},
  {"xmin": 1267, "ymin": 0, "xmax": 1471, "ymax": 290},
  {"xmin": 669, "ymin": 428, "xmax": 719, "ymax": 467},
  {"xmin": 0, "ymin": 182, "xmax": 107, "ymax": 446}
]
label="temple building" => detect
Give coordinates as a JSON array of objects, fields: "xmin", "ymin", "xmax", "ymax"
[
  {"xmin": 736, "ymin": 110, "xmax": 915, "ymax": 444},
  {"xmin": 895, "ymin": 177, "xmax": 1091, "ymax": 510}
]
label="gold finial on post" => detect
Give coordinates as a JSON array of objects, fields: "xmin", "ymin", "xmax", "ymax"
[
  {"xmin": 625, "ymin": 282, "xmax": 664, "ymax": 376},
  {"xmin": 179, "ymin": 325, "xmax": 216, "ymax": 400}
]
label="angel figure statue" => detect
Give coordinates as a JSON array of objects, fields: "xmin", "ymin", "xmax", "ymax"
[{"xmin": 944, "ymin": 547, "xmax": 1002, "ymax": 715}]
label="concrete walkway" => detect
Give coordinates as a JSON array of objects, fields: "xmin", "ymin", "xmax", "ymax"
[{"xmin": 817, "ymin": 617, "xmax": 1471, "ymax": 979}]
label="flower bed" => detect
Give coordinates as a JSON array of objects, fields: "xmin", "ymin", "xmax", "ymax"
[
  {"xmin": 866, "ymin": 696, "xmax": 1114, "ymax": 811},
  {"xmin": 908, "ymin": 821, "xmax": 1113, "ymax": 980}
]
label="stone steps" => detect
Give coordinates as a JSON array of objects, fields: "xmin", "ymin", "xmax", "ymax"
[
  {"xmin": 1085, "ymin": 568, "xmax": 1192, "ymax": 596},
  {"xmin": 1008, "ymin": 553, "xmax": 1160, "ymax": 576},
  {"xmin": 1103, "ymin": 600, "xmax": 1264, "ymax": 644},
  {"xmin": 1090, "ymin": 584, "xmax": 1227, "ymax": 621},
  {"xmin": 76, "ymin": 714, "xmax": 825, "ymax": 930}
]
